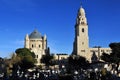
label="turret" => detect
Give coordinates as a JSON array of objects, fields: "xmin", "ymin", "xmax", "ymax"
[
  {"xmin": 24, "ymin": 34, "xmax": 29, "ymax": 48},
  {"xmin": 44, "ymin": 34, "xmax": 47, "ymax": 40},
  {"xmin": 43, "ymin": 34, "xmax": 47, "ymax": 49},
  {"xmin": 76, "ymin": 6, "xmax": 87, "ymax": 25}
]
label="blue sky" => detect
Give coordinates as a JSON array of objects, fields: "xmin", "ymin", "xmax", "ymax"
[{"xmin": 0, "ymin": 0, "xmax": 120, "ymax": 58}]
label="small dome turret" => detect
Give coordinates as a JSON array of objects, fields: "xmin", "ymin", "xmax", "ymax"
[
  {"xmin": 80, "ymin": 6, "xmax": 85, "ymax": 14},
  {"xmin": 25, "ymin": 34, "xmax": 29, "ymax": 40},
  {"xmin": 44, "ymin": 34, "xmax": 47, "ymax": 40}
]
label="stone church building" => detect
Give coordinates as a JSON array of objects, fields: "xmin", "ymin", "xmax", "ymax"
[
  {"xmin": 24, "ymin": 5, "xmax": 112, "ymax": 65},
  {"xmin": 24, "ymin": 30, "xmax": 47, "ymax": 65},
  {"xmin": 72, "ymin": 6, "xmax": 111, "ymax": 62}
]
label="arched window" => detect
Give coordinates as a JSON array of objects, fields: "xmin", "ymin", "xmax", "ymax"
[
  {"xmin": 39, "ymin": 45, "xmax": 41, "ymax": 48},
  {"xmin": 82, "ymin": 42, "xmax": 84, "ymax": 45},
  {"xmin": 81, "ymin": 22, "xmax": 84, "ymax": 24},
  {"xmin": 36, "ymin": 55, "xmax": 38, "ymax": 58},
  {"xmin": 82, "ymin": 28, "xmax": 84, "ymax": 32},
  {"xmin": 32, "ymin": 44, "xmax": 34, "ymax": 48}
]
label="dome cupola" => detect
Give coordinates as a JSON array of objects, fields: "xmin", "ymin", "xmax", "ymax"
[{"xmin": 29, "ymin": 30, "xmax": 41, "ymax": 39}]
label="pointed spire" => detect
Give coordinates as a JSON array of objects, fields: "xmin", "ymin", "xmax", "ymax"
[
  {"xmin": 79, "ymin": 4, "xmax": 85, "ymax": 15},
  {"xmin": 80, "ymin": 1, "xmax": 82, "ymax": 8},
  {"xmin": 78, "ymin": 1, "xmax": 85, "ymax": 15},
  {"xmin": 76, "ymin": 2, "xmax": 87, "ymax": 25},
  {"xmin": 44, "ymin": 34, "xmax": 47, "ymax": 40},
  {"xmin": 25, "ymin": 34, "xmax": 29, "ymax": 40}
]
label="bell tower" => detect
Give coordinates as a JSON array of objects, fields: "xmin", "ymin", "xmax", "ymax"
[{"xmin": 73, "ymin": 6, "xmax": 89, "ymax": 56}]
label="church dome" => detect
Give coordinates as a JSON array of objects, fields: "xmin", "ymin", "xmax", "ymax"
[
  {"xmin": 79, "ymin": 6, "xmax": 85, "ymax": 14},
  {"xmin": 29, "ymin": 30, "xmax": 41, "ymax": 39}
]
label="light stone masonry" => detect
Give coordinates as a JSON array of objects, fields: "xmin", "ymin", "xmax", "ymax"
[{"xmin": 72, "ymin": 6, "xmax": 111, "ymax": 62}]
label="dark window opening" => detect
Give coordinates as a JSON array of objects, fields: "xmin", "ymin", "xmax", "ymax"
[
  {"xmin": 82, "ymin": 42, "xmax": 84, "ymax": 45},
  {"xmin": 39, "ymin": 45, "xmax": 41, "ymax": 48},
  {"xmin": 37, "ymin": 55, "xmax": 38, "ymax": 58},
  {"xmin": 32, "ymin": 44, "xmax": 34, "ymax": 48},
  {"xmin": 81, "ymin": 22, "xmax": 84, "ymax": 24},
  {"xmin": 82, "ymin": 28, "xmax": 84, "ymax": 32},
  {"xmin": 81, "ymin": 50, "xmax": 85, "ymax": 52}
]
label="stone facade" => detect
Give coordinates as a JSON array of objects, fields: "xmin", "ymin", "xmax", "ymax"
[
  {"xmin": 24, "ymin": 30, "xmax": 47, "ymax": 65},
  {"xmin": 54, "ymin": 54, "xmax": 69, "ymax": 60},
  {"xmin": 24, "ymin": 6, "xmax": 112, "ymax": 64},
  {"xmin": 53, "ymin": 54, "xmax": 69, "ymax": 70},
  {"xmin": 72, "ymin": 6, "xmax": 111, "ymax": 62}
]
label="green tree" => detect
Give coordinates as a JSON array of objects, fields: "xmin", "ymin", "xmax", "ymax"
[
  {"xmin": 3, "ymin": 53, "xmax": 22, "ymax": 76},
  {"xmin": 15, "ymin": 48, "xmax": 35, "ymax": 58},
  {"xmin": 46, "ymin": 47, "xmax": 50, "ymax": 55},
  {"xmin": 109, "ymin": 42, "xmax": 120, "ymax": 63},
  {"xmin": 15, "ymin": 48, "xmax": 36, "ymax": 70},
  {"xmin": 101, "ymin": 52, "xmax": 111, "ymax": 62},
  {"xmin": 101, "ymin": 42, "xmax": 120, "ymax": 72},
  {"xmin": 11, "ymin": 53, "xmax": 21, "ymax": 64},
  {"xmin": 68, "ymin": 55, "xmax": 89, "ymax": 70},
  {"xmin": 101, "ymin": 42, "xmax": 120, "ymax": 63},
  {"xmin": 41, "ymin": 54, "xmax": 54, "ymax": 69}
]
